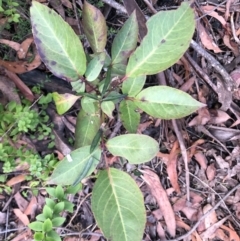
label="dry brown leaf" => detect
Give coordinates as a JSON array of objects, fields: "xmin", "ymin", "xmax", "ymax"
[
  {"xmin": 188, "ymin": 139, "xmax": 205, "ymax": 158},
  {"xmin": 200, "ymin": 216, "xmax": 229, "ymax": 239},
  {"xmin": 7, "ymin": 174, "xmax": 26, "ymax": 186},
  {"xmin": 0, "ymin": 39, "xmax": 20, "ymax": 51},
  {"xmin": 198, "ymin": 22, "xmax": 222, "ymax": 53},
  {"xmin": 194, "ymin": 152, "xmax": 207, "ymax": 170},
  {"xmin": 221, "ymin": 224, "xmax": 240, "ymax": 241},
  {"xmin": 202, "ymin": 204, "xmax": 218, "ymax": 229},
  {"xmin": 137, "ymin": 121, "xmax": 152, "ymax": 133},
  {"xmin": 167, "ymin": 141, "xmax": 180, "ymax": 193},
  {"xmin": 13, "ymin": 208, "xmax": 30, "ymax": 226},
  {"xmin": 5, "ymin": 69, "xmax": 34, "ymax": 101},
  {"xmin": 142, "ymin": 169, "xmax": 176, "ymax": 237},
  {"xmin": 223, "ymin": 35, "xmax": 239, "ymax": 56},
  {"xmin": 61, "ymin": 0, "xmax": 73, "ymax": 9},
  {"xmin": 180, "ymin": 76, "xmax": 195, "ymax": 92},
  {"xmin": 201, "ymin": 6, "xmax": 227, "ymax": 27},
  {"xmin": 14, "ymin": 192, "xmax": 29, "ymax": 212},
  {"xmin": 0, "ymin": 212, "xmax": 6, "ymax": 224},
  {"xmin": 206, "ymin": 163, "xmax": 216, "ymax": 181},
  {"xmin": 0, "ymin": 53, "xmax": 41, "ymax": 74},
  {"xmin": 17, "ymin": 37, "xmax": 34, "ymax": 59},
  {"xmin": 156, "ymin": 222, "xmax": 166, "ymax": 241},
  {"xmin": 209, "ymin": 109, "xmax": 231, "ymax": 124},
  {"xmin": 215, "ymin": 228, "xmax": 230, "ymax": 241},
  {"xmin": 188, "ymin": 108, "xmax": 211, "ymax": 126},
  {"xmin": 24, "ymin": 196, "xmax": 37, "ymax": 216}
]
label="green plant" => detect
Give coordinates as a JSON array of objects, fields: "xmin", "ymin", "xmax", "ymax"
[
  {"xmin": 0, "ymin": 0, "xmax": 20, "ymax": 23},
  {"xmin": 28, "ymin": 184, "xmax": 81, "ymax": 241},
  {"xmin": 30, "ymin": 1, "xmax": 202, "ymax": 240},
  {"xmin": 0, "ymin": 96, "xmax": 57, "ymax": 180}
]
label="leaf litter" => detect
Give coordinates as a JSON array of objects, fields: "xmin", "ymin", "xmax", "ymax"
[{"xmin": 1, "ymin": 0, "xmax": 240, "ymax": 240}]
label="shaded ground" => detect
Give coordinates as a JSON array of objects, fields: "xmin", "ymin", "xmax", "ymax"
[{"xmin": 1, "ymin": 0, "xmax": 240, "ymax": 240}]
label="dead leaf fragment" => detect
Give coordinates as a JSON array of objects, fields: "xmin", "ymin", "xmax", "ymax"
[
  {"xmin": 17, "ymin": 37, "xmax": 34, "ymax": 59},
  {"xmin": 142, "ymin": 169, "xmax": 176, "ymax": 237},
  {"xmin": 198, "ymin": 22, "xmax": 222, "ymax": 53},
  {"xmin": 7, "ymin": 174, "xmax": 26, "ymax": 186},
  {"xmin": 13, "ymin": 208, "xmax": 30, "ymax": 226}
]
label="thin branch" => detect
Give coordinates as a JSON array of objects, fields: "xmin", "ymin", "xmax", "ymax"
[
  {"xmin": 172, "ymin": 119, "xmax": 190, "ymax": 202},
  {"xmin": 101, "ymin": 0, "xmax": 127, "ymax": 14}
]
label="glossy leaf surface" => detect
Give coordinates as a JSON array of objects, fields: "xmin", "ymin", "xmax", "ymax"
[
  {"xmin": 106, "ymin": 134, "xmax": 158, "ymax": 164},
  {"xmin": 48, "ymin": 146, "xmax": 101, "ymax": 185},
  {"xmin": 92, "ymin": 168, "xmax": 146, "ymax": 241},
  {"xmin": 52, "ymin": 92, "xmax": 80, "ymax": 115},
  {"xmin": 30, "ymin": 2, "xmax": 86, "ymax": 81},
  {"xmin": 126, "ymin": 2, "xmax": 195, "ymax": 77},
  {"xmin": 85, "ymin": 52, "xmax": 106, "ymax": 82},
  {"xmin": 82, "ymin": 1, "xmax": 107, "ymax": 53},
  {"xmin": 122, "ymin": 76, "xmax": 146, "ymax": 97},
  {"xmin": 134, "ymin": 86, "xmax": 205, "ymax": 119},
  {"xmin": 111, "ymin": 11, "xmax": 138, "ymax": 66},
  {"xmin": 101, "ymin": 101, "xmax": 115, "ymax": 119},
  {"xmin": 120, "ymin": 100, "xmax": 140, "ymax": 133},
  {"xmin": 74, "ymin": 109, "xmax": 100, "ymax": 148}
]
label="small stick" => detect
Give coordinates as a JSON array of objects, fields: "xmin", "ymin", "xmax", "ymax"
[
  {"xmin": 230, "ymin": 12, "xmax": 240, "ymax": 45},
  {"xmin": 190, "ymin": 39, "xmax": 235, "ymax": 91},
  {"xmin": 142, "ymin": 0, "xmax": 157, "ymax": 14},
  {"xmin": 184, "ymin": 52, "xmax": 218, "ymax": 93},
  {"xmin": 101, "ymin": 0, "xmax": 127, "ymax": 14},
  {"xmin": 172, "ymin": 119, "xmax": 190, "ymax": 202},
  {"xmin": 167, "ymin": 183, "xmax": 240, "ymax": 241}
]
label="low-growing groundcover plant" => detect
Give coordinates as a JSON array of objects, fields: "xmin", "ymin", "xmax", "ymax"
[{"xmin": 29, "ymin": 1, "xmax": 203, "ymax": 240}]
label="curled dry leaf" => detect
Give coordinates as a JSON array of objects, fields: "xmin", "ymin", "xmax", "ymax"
[
  {"xmin": 206, "ymin": 163, "xmax": 216, "ymax": 181},
  {"xmin": 0, "ymin": 39, "xmax": 20, "ymax": 51},
  {"xmin": 201, "ymin": 6, "xmax": 227, "ymax": 27},
  {"xmin": 194, "ymin": 151, "xmax": 207, "ymax": 170},
  {"xmin": 208, "ymin": 109, "xmax": 231, "ymax": 124},
  {"xmin": 188, "ymin": 139, "xmax": 205, "ymax": 158},
  {"xmin": 142, "ymin": 169, "xmax": 176, "ymax": 237},
  {"xmin": 188, "ymin": 107, "xmax": 211, "ymax": 126},
  {"xmin": 198, "ymin": 22, "xmax": 222, "ymax": 53},
  {"xmin": 221, "ymin": 224, "xmax": 240, "ymax": 241},
  {"xmin": 17, "ymin": 37, "xmax": 34, "ymax": 59},
  {"xmin": 202, "ymin": 204, "xmax": 218, "ymax": 230},
  {"xmin": 13, "ymin": 208, "xmax": 30, "ymax": 226}
]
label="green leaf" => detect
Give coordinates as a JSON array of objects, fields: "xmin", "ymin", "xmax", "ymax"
[
  {"xmin": 52, "ymin": 217, "xmax": 65, "ymax": 227},
  {"xmin": 122, "ymin": 76, "xmax": 146, "ymax": 97},
  {"xmin": 82, "ymin": 1, "xmax": 107, "ymax": 53},
  {"xmin": 53, "ymin": 202, "xmax": 65, "ymax": 214},
  {"xmin": 106, "ymin": 134, "xmax": 158, "ymax": 164},
  {"xmin": 43, "ymin": 205, "xmax": 53, "ymax": 219},
  {"xmin": 66, "ymin": 183, "xmax": 82, "ymax": 194},
  {"xmin": 134, "ymin": 86, "xmax": 205, "ymax": 119},
  {"xmin": 64, "ymin": 201, "xmax": 74, "ymax": 212},
  {"xmin": 46, "ymin": 230, "xmax": 61, "ymax": 241},
  {"xmin": 52, "ymin": 92, "xmax": 80, "ymax": 115},
  {"xmin": 48, "ymin": 146, "xmax": 101, "ymax": 185},
  {"xmin": 119, "ymin": 100, "xmax": 140, "ymax": 133},
  {"xmin": 81, "ymin": 96, "xmax": 99, "ymax": 114},
  {"xmin": 34, "ymin": 232, "xmax": 44, "ymax": 241},
  {"xmin": 92, "ymin": 168, "xmax": 146, "ymax": 241},
  {"xmin": 45, "ymin": 198, "xmax": 55, "ymax": 209},
  {"xmin": 85, "ymin": 52, "xmax": 106, "ymax": 82},
  {"xmin": 74, "ymin": 109, "xmax": 100, "ymax": 148},
  {"xmin": 55, "ymin": 186, "xmax": 64, "ymax": 200},
  {"xmin": 36, "ymin": 213, "xmax": 46, "ymax": 222},
  {"xmin": 30, "ymin": 2, "xmax": 86, "ymax": 81},
  {"xmin": 111, "ymin": 11, "xmax": 138, "ymax": 66},
  {"xmin": 28, "ymin": 221, "xmax": 43, "ymax": 232},
  {"xmin": 126, "ymin": 2, "xmax": 195, "ymax": 77},
  {"xmin": 101, "ymin": 101, "xmax": 115, "ymax": 119},
  {"xmin": 43, "ymin": 219, "xmax": 52, "ymax": 233}
]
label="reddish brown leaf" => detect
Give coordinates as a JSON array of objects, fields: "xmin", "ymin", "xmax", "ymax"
[
  {"xmin": 206, "ymin": 163, "xmax": 216, "ymax": 181},
  {"xmin": 221, "ymin": 224, "xmax": 240, "ymax": 241},
  {"xmin": 7, "ymin": 174, "xmax": 26, "ymax": 187},
  {"xmin": 194, "ymin": 152, "xmax": 207, "ymax": 170},
  {"xmin": 13, "ymin": 208, "xmax": 29, "ymax": 225},
  {"xmin": 0, "ymin": 39, "xmax": 20, "ymax": 51},
  {"xmin": 198, "ymin": 22, "xmax": 222, "ymax": 53},
  {"xmin": 5, "ymin": 69, "xmax": 34, "ymax": 101},
  {"xmin": 167, "ymin": 141, "xmax": 180, "ymax": 193},
  {"xmin": 17, "ymin": 37, "xmax": 34, "ymax": 59},
  {"xmin": 142, "ymin": 169, "xmax": 176, "ymax": 237}
]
